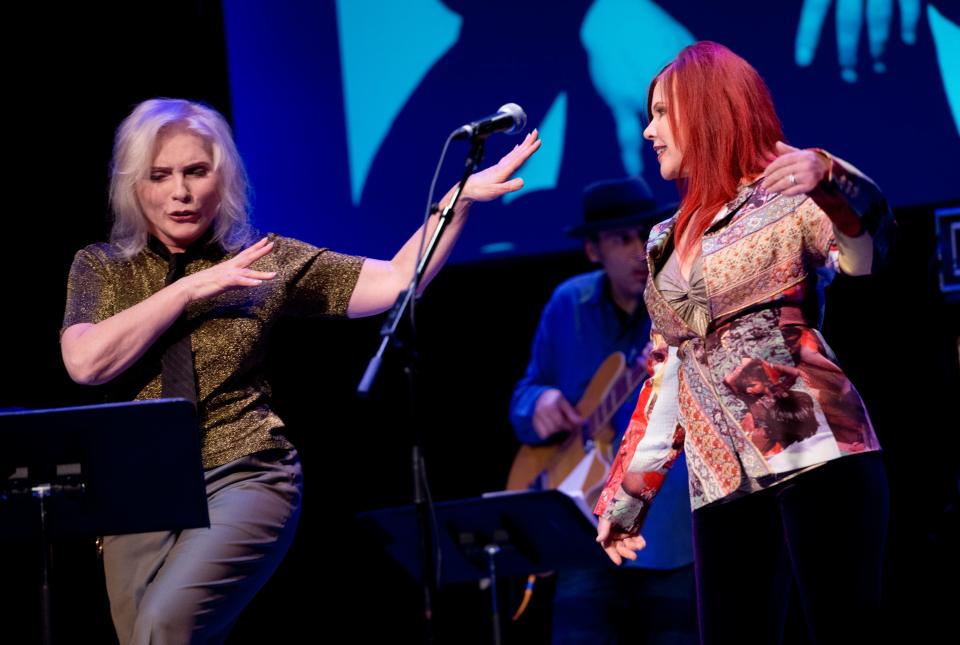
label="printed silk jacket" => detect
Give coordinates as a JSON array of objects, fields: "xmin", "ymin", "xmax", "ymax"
[{"xmin": 595, "ymin": 158, "xmax": 895, "ymax": 532}]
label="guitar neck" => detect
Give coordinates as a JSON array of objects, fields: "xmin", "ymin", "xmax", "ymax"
[{"xmin": 583, "ymin": 359, "xmax": 648, "ymax": 439}]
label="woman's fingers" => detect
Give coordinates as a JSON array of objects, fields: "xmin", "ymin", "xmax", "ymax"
[
  {"xmin": 234, "ymin": 238, "xmax": 275, "ymax": 267},
  {"xmin": 491, "ymin": 130, "xmax": 541, "ymax": 178},
  {"xmin": 761, "ymin": 147, "xmax": 827, "ymax": 196},
  {"xmin": 502, "ymin": 130, "xmax": 541, "ymax": 170},
  {"xmin": 596, "ymin": 518, "xmax": 611, "ymax": 543},
  {"xmin": 227, "ymin": 267, "xmax": 277, "ymax": 287},
  {"xmin": 602, "ymin": 543, "xmax": 623, "ymax": 566},
  {"xmin": 235, "ymin": 275, "xmax": 268, "ymax": 287},
  {"xmin": 239, "ymin": 236, "xmax": 271, "ymax": 253},
  {"xmin": 490, "ymin": 178, "xmax": 525, "ymax": 198},
  {"xmin": 243, "ymin": 270, "xmax": 278, "ymax": 281},
  {"xmin": 615, "ymin": 541, "xmax": 639, "ymax": 561},
  {"xmin": 623, "ymin": 535, "xmax": 647, "ymax": 551},
  {"xmin": 182, "ymin": 255, "xmax": 277, "ymax": 302},
  {"xmin": 597, "ymin": 518, "xmax": 647, "ymax": 565},
  {"xmin": 457, "ymin": 129, "xmax": 541, "ymax": 203}
]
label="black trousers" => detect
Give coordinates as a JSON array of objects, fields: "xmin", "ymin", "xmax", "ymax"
[
  {"xmin": 692, "ymin": 452, "xmax": 889, "ymax": 645},
  {"xmin": 551, "ymin": 563, "xmax": 698, "ymax": 644}
]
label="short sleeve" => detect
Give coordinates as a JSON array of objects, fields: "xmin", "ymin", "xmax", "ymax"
[
  {"xmin": 61, "ymin": 248, "xmax": 117, "ymax": 336},
  {"xmin": 271, "ymin": 236, "xmax": 365, "ymax": 318}
]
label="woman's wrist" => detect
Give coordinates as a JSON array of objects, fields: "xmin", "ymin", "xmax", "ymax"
[
  {"xmin": 808, "ymin": 147, "xmax": 834, "ymax": 185},
  {"xmin": 167, "ymin": 277, "xmax": 194, "ymax": 308}
]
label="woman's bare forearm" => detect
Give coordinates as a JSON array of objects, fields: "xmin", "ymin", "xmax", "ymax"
[{"xmin": 61, "ymin": 282, "xmax": 190, "ymax": 385}]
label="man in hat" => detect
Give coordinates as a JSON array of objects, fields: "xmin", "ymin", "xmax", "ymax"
[{"xmin": 510, "ymin": 177, "xmax": 696, "ymax": 644}]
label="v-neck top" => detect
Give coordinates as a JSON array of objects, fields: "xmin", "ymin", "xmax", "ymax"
[{"xmin": 654, "ymin": 250, "xmax": 710, "ymax": 338}]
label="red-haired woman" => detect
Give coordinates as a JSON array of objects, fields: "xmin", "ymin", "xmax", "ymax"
[{"xmin": 593, "ymin": 42, "xmax": 894, "ymax": 643}]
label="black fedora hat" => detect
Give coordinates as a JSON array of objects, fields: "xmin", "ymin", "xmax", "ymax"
[{"xmin": 565, "ymin": 176, "xmax": 677, "ymax": 238}]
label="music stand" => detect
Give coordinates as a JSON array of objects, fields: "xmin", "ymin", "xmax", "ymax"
[
  {"xmin": 0, "ymin": 399, "xmax": 210, "ymax": 644},
  {"xmin": 356, "ymin": 490, "xmax": 608, "ymax": 644}
]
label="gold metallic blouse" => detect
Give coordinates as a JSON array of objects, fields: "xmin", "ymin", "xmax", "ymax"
[{"xmin": 62, "ymin": 234, "xmax": 364, "ymax": 468}]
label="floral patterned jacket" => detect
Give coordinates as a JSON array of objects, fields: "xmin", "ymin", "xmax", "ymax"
[{"xmin": 595, "ymin": 159, "xmax": 894, "ymax": 532}]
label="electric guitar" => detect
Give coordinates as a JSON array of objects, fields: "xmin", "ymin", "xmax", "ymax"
[{"xmin": 505, "ymin": 350, "xmax": 651, "ymax": 521}]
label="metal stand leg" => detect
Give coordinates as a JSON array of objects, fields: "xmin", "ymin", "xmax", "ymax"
[
  {"xmin": 485, "ymin": 544, "xmax": 502, "ymax": 645},
  {"xmin": 33, "ymin": 483, "xmax": 53, "ymax": 645}
]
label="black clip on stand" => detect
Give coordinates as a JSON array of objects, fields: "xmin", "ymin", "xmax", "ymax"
[{"xmin": 356, "ymin": 134, "xmax": 487, "ymax": 641}]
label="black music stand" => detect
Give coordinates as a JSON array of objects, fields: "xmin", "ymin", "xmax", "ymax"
[
  {"xmin": 0, "ymin": 399, "xmax": 210, "ymax": 644},
  {"xmin": 356, "ymin": 490, "xmax": 608, "ymax": 644}
]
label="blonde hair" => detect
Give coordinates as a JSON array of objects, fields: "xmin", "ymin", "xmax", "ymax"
[{"xmin": 109, "ymin": 98, "xmax": 254, "ymax": 257}]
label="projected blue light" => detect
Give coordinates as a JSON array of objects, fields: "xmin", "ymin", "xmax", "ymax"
[
  {"xmin": 225, "ymin": 1, "xmax": 959, "ymax": 263},
  {"xmin": 929, "ymin": 4, "xmax": 960, "ymax": 137},
  {"xmin": 503, "ymin": 92, "xmax": 567, "ymax": 205},
  {"xmin": 480, "ymin": 241, "xmax": 517, "ymax": 255},
  {"xmin": 581, "ymin": 0, "xmax": 694, "ymax": 176},
  {"xmin": 336, "ymin": 0, "xmax": 462, "ymax": 205},
  {"xmin": 795, "ymin": 0, "xmax": 921, "ymax": 83}
]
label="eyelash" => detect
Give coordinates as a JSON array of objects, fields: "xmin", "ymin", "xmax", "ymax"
[{"xmin": 149, "ymin": 167, "xmax": 209, "ymax": 181}]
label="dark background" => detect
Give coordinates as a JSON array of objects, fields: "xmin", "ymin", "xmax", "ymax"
[{"xmin": 2, "ymin": 1, "xmax": 958, "ymax": 643}]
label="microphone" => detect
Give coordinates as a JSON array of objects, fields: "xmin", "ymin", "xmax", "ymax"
[{"xmin": 452, "ymin": 103, "xmax": 527, "ymax": 140}]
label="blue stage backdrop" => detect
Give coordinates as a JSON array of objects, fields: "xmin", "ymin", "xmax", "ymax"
[{"xmin": 223, "ymin": 1, "xmax": 960, "ymax": 263}]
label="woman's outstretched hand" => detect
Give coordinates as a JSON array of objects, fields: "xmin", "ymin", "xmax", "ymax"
[
  {"xmin": 179, "ymin": 237, "xmax": 277, "ymax": 303},
  {"xmin": 460, "ymin": 129, "xmax": 541, "ymax": 203}
]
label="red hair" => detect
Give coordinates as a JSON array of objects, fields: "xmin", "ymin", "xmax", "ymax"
[{"xmin": 649, "ymin": 42, "xmax": 783, "ymax": 262}]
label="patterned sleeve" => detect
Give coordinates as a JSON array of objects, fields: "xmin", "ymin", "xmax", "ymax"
[
  {"xmin": 61, "ymin": 247, "xmax": 116, "ymax": 335},
  {"xmin": 594, "ymin": 332, "xmax": 684, "ymax": 534},
  {"xmin": 798, "ymin": 154, "xmax": 896, "ymax": 276},
  {"xmin": 273, "ymin": 236, "xmax": 365, "ymax": 318}
]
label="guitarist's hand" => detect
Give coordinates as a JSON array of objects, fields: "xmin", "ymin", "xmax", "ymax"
[
  {"xmin": 533, "ymin": 389, "xmax": 584, "ymax": 440},
  {"xmin": 597, "ymin": 517, "xmax": 647, "ymax": 565}
]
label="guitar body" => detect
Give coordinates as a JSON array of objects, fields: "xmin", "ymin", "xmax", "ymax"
[{"xmin": 506, "ymin": 353, "xmax": 627, "ymax": 505}]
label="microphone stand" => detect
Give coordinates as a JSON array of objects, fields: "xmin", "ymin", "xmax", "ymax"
[{"xmin": 358, "ymin": 134, "xmax": 486, "ymax": 642}]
